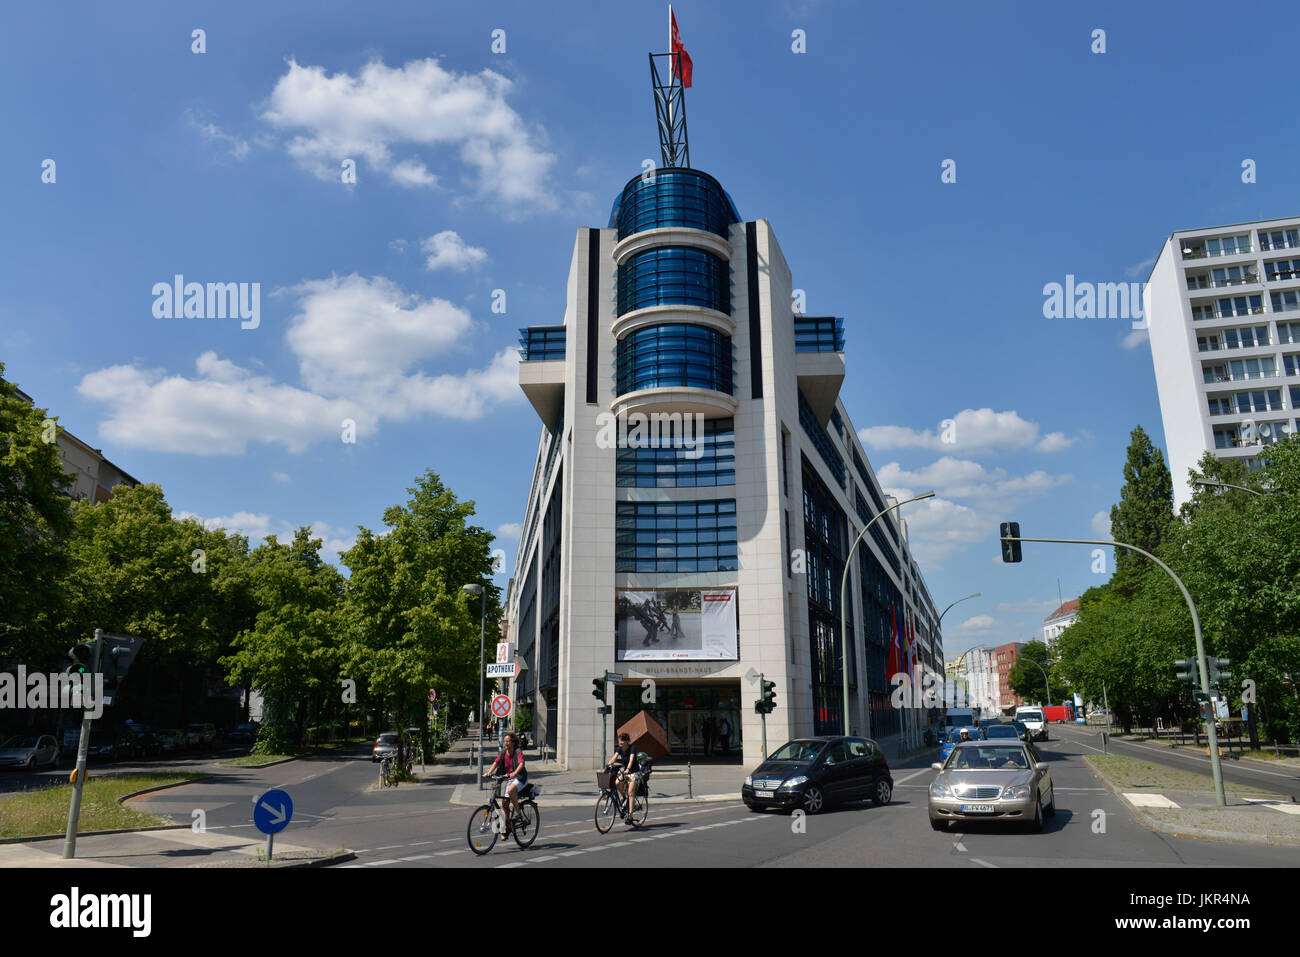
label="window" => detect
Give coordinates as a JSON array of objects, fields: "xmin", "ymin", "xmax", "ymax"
[
  {"xmin": 1197, "ymin": 333, "xmax": 1221, "ymax": 352},
  {"xmin": 1217, "ymin": 295, "xmax": 1264, "ymax": 317},
  {"xmin": 1265, "ymin": 259, "xmax": 1300, "ymax": 282},
  {"xmin": 793, "ymin": 316, "xmax": 845, "ymax": 353},
  {"xmin": 1205, "ymin": 234, "xmax": 1252, "ymax": 257},
  {"xmin": 1259, "ymin": 228, "xmax": 1300, "ymax": 251},
  {"xmin": 616, "ymin": 246, "xmax": 731, "ymax": 316},
  {"xmin": 1271, "ymin": 290, "xmax": 1300, "ymax": 313},
  {"xmin": 848, "ymin": 739, "xmax": 873, "ymax": 758},
  {"xmin": 609, "ymin": 168, "xmax": 739, "ymax": 240},
  {"xmin": 517, "ymin": 325, "xmax": 566, "ymax": 361},
  {"xmin": 614, "ymin": 499, "xmax": 738, "ymax": 573},
  {"xmin": 798, "ymin": 389, "xmax": 845, "ymax": 488},
  {"xmin": 615, "ymin": 324, "xmax": 734, "ymax": 396},
  {"xmin": 1279, "ymin": 322, "xmax": 1300, "ymax": 344},
  {"xmin": 1211, "ymin": 264, "xmax": 1257, "ymax": 286},
  {"xmin": 616, "ymin": 418, "xmax": 735, "ymax": 488},
  {"xmin": 1186, "ymin": 272, "xmax": 1210, "ymax": 290},
  {"xmin": 1284, "ymin": 354, "xmax": 1300, "ymax": 377},
  {"xmin": 781, "ymin": 428, "xmax": 790, "ymax": 497}
]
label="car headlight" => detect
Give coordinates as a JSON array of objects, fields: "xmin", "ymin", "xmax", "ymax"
[
  {"xmin": 780, "ymin": 775, "xmax": 808, "ymax": 790},
  {"xmin": 744, "ymin": 775, "xmax": 753, "ymax": 787},
  {"xmin": 929, "ymin": 781, "xmax": 952, "ymax": 798},
  {"xmin": 1002, "ymin": 785, "xmax": 1030, "ymax": 800}
]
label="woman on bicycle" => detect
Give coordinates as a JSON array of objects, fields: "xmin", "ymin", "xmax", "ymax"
[
  {"xmin": 605, "ymin": 732, "xmax": 640, "ymax": 821},
  {"xmin": 484, "ymin": 731, "xmax": 527, "ymax": 821}
]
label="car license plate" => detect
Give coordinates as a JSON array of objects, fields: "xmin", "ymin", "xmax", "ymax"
[
  {"xmin": 756, "ymin": 789, "xmax": 775, "ymax": 798},
  {"xmin": 961, "ymin": 803, "xmax": 995, "ymax": 814}
]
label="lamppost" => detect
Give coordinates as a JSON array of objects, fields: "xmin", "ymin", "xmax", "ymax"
[
  {"xmin": 1021, "ymin": 655, "xmax": 1052, "ymax": 706},
  {"xmin": 838, "ymin": 491, "xmax": 935, "ymax": 737},
  {"xmin": 462, "ymin": 582, "xmax": 487, "ymax": 790},
  {"xmin": 923, "ymin": 594, "xmax": 979, "ymax": 742},
  {"xmin": 1191, "ymin": 478, "xmax": 1267, "ymax": 496}
]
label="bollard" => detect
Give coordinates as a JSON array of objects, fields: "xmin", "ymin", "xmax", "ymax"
[{"xmin": 687, "ymin": 761, "xmax": 693, "ymax": 798}]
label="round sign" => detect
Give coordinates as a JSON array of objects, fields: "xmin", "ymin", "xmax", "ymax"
[
  {"xmin": 491, "ymin": 694, "xmax": 512, "ymax": 719},
  {"xmin": 253, "ymin": 788, "xmax": 294, "ymax": 835},
  {"xmin": 428, "ymin": 689, "xmax": 437, "ymax": 703}
]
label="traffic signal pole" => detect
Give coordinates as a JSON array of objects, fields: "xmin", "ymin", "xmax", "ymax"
[
  {"xmin": 63, "ymin": 628, "xmax": 103, "ymax": 859},
  {"xmin": 1002, "ymin": 533, "xmax": 1226, "ymax": 806}
]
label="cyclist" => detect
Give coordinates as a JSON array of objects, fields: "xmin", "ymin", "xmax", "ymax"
[
  {"xmin": 605, "ymin": 732, "xmax": 640, "ymax": 821},
  {"xmin": 484, "ymin": 731, "xmax": 528, "ymax": 822}
]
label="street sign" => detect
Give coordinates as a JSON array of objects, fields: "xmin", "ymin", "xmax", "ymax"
[
  {"xmin": 486, "ymin": 663, "xmax": 514, "ymax": 678},
  {"xmin": 429, "ymin": 688, "xmax": 437, "ymax": 702},
  {"xmin": 496, "ymin": 641, "xmax": 514, "ymax": 664},
  {"xmin": 604, "ymin": 672, "xmax": 623, "ymax": 683},
  {"xmin": 490, "ymin": 694, "xmax": 512, "ymax": 719},
  {"xmin": 253, "ymin": 789, "xmax": 293, "ymax": 835}
]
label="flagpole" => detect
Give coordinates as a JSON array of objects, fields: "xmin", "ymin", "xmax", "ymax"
[{"xmin": 667, "ymin": 4, "xmax": 675, "ymax": 135}]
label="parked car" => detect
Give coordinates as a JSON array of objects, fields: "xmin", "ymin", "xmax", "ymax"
[
  {"xmin": 941, "ymin": 727, "xmax": 985, "ymax": 761},
  {"xmin": 118, "ymin": 725, "xmax": 161, "ymax": 759},
  {"xmin": 929, "ymin": 739, "xmax": 1055, "ymax": 832},
  {"xmin": 227, "ymin": 722, "xmax": 258, "ymax": 744},
  {"xmin": 742, "ymin": 736, "xmax": 892, "ymax": 814},
  {"xmin": 187, "ymin": 723, "xmax": 218, "ymax": 748},
  {"xmin": 86, "ymin": 729, "xmax": 119, "ymax": 761},
  {"xmin": 372, "ymin": 732, "xmax": 400, "ymax": 762},
  {"xmin": 156, "ymin": 729, "xmax": 185, "ymax": 753},
  {"xmin": 0, "ymin": 734, "xmax": 59, "ymax": 770}
]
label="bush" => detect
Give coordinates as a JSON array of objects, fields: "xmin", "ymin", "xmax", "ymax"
[
  {"xmin": 252, "ymin": 721, "xmax": 296, "ymax": 755},
  {"xmin": 514, "ymin": 706, "xmax": 533, "ymax": 734}
]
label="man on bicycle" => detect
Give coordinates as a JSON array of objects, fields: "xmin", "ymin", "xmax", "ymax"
[
  {"xmin": 605, "ymin": 732, "xmax": 640, "ymax": 821},
  {"xmin": 484, "ymin": 731, "xmax": 527, "ymax": 822}
]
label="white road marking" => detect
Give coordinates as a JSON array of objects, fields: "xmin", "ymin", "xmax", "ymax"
[
  {"xmin": 1123, "ymin": 793, "xmax": 1181, "ymax": 808},
  {"xmin": 892, "ymin": 769, "xmax": 931, "ymax": 784},
  {"xmin": 969, "ymin": 858, "xmax": 998, "ymax": 868},
  {"xmin": 1242, "ymin": 798, "xmax": 1300, "ymax": 815}
]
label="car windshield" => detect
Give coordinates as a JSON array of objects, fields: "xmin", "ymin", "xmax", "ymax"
[
  {"xmin": 377, "ymin": 734, "xmax": 398, "ymax": 744},
  {"xmin": 947, "ymin": 746, "xmax": 1029, "ymax": 770},
  {"xmin": 1018, "ymin": 711, "xmax": 1044, "ymax": 722},
  {"xmin": 986, "ymin": 726, "xmax": 1019, "ymax": 738},
  {"xmin": 769, "ymin": 740, "xmax": 823, "ymax": 762},
  {"xmin": 2, "ymin": 736, "xmax": 38, "ymax": 749}
]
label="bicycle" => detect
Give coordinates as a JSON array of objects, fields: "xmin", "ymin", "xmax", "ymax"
[
  {"xmin": 594, "ymin": 765, "xmax": 649, "ymax": 833},
  {"xmin": 467, "ymin": 774, "xmax": 540, "ymax": 855},
  {"xmin": 379, "ymin": 753, "xmax": 397, "ymax": 788}
]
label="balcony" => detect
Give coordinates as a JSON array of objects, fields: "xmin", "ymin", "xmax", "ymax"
[
  {"xmin": 518, "ymin": 325, "xmax": 566, "ymax": 424},
  {"xmin": 794, "ymin": 316, "xmax": 845, "ymax": 353}
]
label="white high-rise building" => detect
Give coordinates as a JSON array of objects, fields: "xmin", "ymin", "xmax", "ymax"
[{"xmin": 1146, "ymin": 217, "xmax": 1300, "ymax": 506}]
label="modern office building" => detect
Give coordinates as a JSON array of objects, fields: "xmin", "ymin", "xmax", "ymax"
[
  {"xmin": 1146, "ymin": 217, "xmax": 1300, "ymax": 505},
  {"xmin": 504, "ymin": 150, "xmax": 944, "ymax": 769},
  {"xmin": 1041, "ymin": 598, "xmax": 1079, "ymax": 648}
]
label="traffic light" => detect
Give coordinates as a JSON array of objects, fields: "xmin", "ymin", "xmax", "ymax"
[
  {"xmin": 1208, "ymin": 657, "xmax": 1232, "ymax": 686},
  {"xmin": 761, "ymin": 679, "xmax": 776, "ymax": 714},
  {"xmin": 1173, "ymin": 658, "xmax": 1197, "ymax": 684},
  {"xmin": 63, "ymin": 643, "xmax": 93, "ymax": 676},
  {"xmin": 591, "ymin": 678, "xmax": 606, "ymax": 703},
  {"xmin": 999, "ymin": 522, "xmax": 1022, "ymax": 563}
]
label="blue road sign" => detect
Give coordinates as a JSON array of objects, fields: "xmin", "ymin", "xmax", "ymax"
[{"xmin": 253, "ymin": 788, "xmax": 293, "ymax": 835}]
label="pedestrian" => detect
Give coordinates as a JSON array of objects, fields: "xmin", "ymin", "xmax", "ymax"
[
  {"xmin": 702, "ymin": 714, "xmax": 715, "ymax": 757},
  {"xmin": 718, "ymin": 715, "xmax": 731, "ymax": 755}
]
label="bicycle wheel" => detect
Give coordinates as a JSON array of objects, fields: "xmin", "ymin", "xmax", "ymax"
[
  {"xmin": 594, "ymin": 791, "xmax": 617, "ymax": 833},
  {"xmin": 380, "ymin": 760, "xmax": 392, "ymax": 787},
  {"xmin": 512, "ymin": 800, "xmax": 539, "ymax": 849},
  {"xmin": 467, "ymin": 804, "xmax": 501, "ymax": 855},
  {"xmin": 629, "ymin": 791, "xmax": 649, "ymax": 828}
]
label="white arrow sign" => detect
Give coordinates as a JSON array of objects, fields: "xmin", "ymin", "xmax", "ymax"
[{"xmin": 259, "ymin": 801, "xmax": 287, "ymax": 826}]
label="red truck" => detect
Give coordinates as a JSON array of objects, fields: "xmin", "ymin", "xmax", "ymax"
[{"xmin": 1042, "ymin": 703, "xmax": 1075, "ymax": 723}]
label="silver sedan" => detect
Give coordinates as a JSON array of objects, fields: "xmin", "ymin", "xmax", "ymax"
[{"xmin": 928, "ymin": 739, "xmax": 1055, "ymax": 832}]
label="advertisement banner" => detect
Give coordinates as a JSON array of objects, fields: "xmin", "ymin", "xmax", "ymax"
[{"xmin": 615, "ymin": 588, "xmax": 738, "ymax": 661}]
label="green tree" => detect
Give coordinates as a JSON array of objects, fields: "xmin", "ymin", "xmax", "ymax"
[
  {"xmin": 1007, "ymin": 640, "xmax": 1069, "ymax": 704},
  {"xmin": 221, "ymin": 528, "xmax": 344, "ymax": 752},
  {"xmin": 1109, "ymin": 425, "xmax": 1175, "ymax": 590},
  {"xmin": 341, "ymin": 470, "xmax": 499, "ymax": 734},
  {"xmin": 0, "ymin": 367, "xmax": 74, "ymax": 665}
]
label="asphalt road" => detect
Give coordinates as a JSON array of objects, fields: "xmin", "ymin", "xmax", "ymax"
[
  {"xmin": 1049, "ymin": 722, "xmax": 1300, "ymax": 799},
  {"xmin": 0, "ymin": 744, "xmax": 251, "ymax": 793},
  {"xmin": 132, "ymin": 737, "xmax": 1298, "ymax": 868}
]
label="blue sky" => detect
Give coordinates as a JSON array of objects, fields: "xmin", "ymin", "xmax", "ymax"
[{"xmin": 3, "ymin": 1, "xmax": 1296, "ymax": 657}]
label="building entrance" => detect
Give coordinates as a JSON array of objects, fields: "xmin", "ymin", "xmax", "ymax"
[{"xmin": 614, "ymin": 680, "xmax": 742, "ymax": 763}]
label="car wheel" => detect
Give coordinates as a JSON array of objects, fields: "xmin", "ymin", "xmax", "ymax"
[
  {"xmin": 801, "ymin": 784, "xmax": 825, "ymax": 815},
  {"xmin": 929, "ymin": 817, "xmax": 947, "ymax": 831},
  {"xmin": 1030, "ymin": 796, "xmax": 1044, "ymax": 832},
  {"xmin": 1044, "ymin": 786, "xmax": 1056, "ymax": 819},
  {"xmin": 747, "ymin": 803, "xmax": 764, "ymax": 813},
  {"xmin": 872, "ymin": 778, "xmax": 892, "ymax": 806}
]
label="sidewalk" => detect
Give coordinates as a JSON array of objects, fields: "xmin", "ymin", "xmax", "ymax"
[{"xmin": 0, "ymin": 828, "xmax": 353, "ymax": 868}]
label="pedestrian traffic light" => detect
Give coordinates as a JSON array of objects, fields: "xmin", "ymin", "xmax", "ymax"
[
  {"xmin": 592, "ymin": 678, "xmax": 605, "ymax": 703},
  {"xmin": 999, "ymin": 522, "xmax": 1022, "ymax": 563},
  {"xmin": 63, "ymin": 643, "xmax": 93, "ymax": 676},
  {"xmin": 1173, "ymin": 658, "xmax": 1197, "ymax": 684}
]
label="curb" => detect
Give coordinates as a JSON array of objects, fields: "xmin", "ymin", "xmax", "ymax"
[
  {"xmin": 117, "ymin": 775, "xmax": 212, "ymax": 804},
  {"xmin": 1084, "ymin": 755, "xmax": 1300, "ymax": 847},
  {"xmin": 267, "ymin": 849, "xmax": 356, "ymax": 869},
  {"xmin": 217, "ymin": 755, "xmax": 299, "ymax": 770}
]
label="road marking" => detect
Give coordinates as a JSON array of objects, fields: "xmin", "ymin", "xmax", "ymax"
[
  {"xmin": 433, "ymin": 849, "xmax": 461, "ymax": 856},
  {"xmin": 1242, "ymin": 798, "xmax": 1300, "ymax": 815},
  {"xmin": 363, "ymin": 859, "xmax": 399, "ymax": 866},
  {"xmin": 556, "ymin": 850, "xmax": 586, "ymax": 857},
  {"xmin": 969, "ymin": 858, "xmax": 998, "ymax": 868},
  {"xmin": 530, "ymin": 855, "xmax": 558, "ymax": 862},
  {"xmin": 893, "ymin": 769, "xmax": 930, "ymax": 784},
  {"xmin": 496, "ymin": 862, "xmax": 527, "ymax": 868},
  {"xmin": 1123, "ymin": 792, "xmax": 1180, "ymax": 808}
]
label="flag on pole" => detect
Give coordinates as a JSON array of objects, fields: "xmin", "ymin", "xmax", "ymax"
[
  {"xmin": 670, "ymin": 7, "xmax": 693, "ymax": 87},
  {"xmin": 888, "ymin": 606, "xmax": 900, "ymax": 678}
]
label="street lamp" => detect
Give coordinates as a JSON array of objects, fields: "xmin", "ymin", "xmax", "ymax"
[
  {"xmin": 1021, "ymin": 655, "xmax": 1053, "ymax": 706},
  {"xmin": 1191, "ymin": 478, "xmax": 1266, "ymax": 496},
  {"xmin": 462, "ymin": 582, "xmax": 487, "ymax": 790},
  {"xmin": 838, "ymin": 491, "xmax": 935, "ymax": 737},
  {"xmin": 938, "ymin": 593, "xmax": 980, "ymax": 628}
]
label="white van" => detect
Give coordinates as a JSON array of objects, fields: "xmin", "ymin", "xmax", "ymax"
[
  {"xmin": 1016, "ymin": 706, "xmax": 1047, "ymax": 741},
  {"xmin": 944, "ymin": 708, "xmax": 977, "ymax": 729}
]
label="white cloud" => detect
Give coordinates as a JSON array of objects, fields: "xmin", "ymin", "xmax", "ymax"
[
  {"xmin": 388, "ymin": 239, "xmax": 409, "ymax": 253},
  {"xmin": 1091, "ymin": 510, "xmax": 1112, "ymax": 538},
  {"xmin": 495, "ymin": 522, "xmax": 522, "ymax": 540},
  {"xmin": 994, "ymin": 598, "xmax": 1059, "ymax": 615},
  {"xmin": 878, "ymin": 493, "xmax": 988, "ymax": 568},
  {"xmin": 421, "ymin": 230, "xmax": 488, "ymax": 272},
  {"xmin": 179, "ymin": 511, "xmax": 356, "ymax": 563},
  {"xmin": 958, "ymin": 615, "xmax": 997, "ymax": 632},
  {"xmin": 271, "ymin": 472, "xmax": 291, "ymax": 483},
  {"xmin": 187, "ymin": 110, "xmax": 251, "ymax": 161},
  {"xmin": 877, "ymin": 457, "xmax": 1071, "ymax": 502},
  {"xmin": 1124, "ymin": 255, "xmax": 1157, "ymax": 279},
  {"xmin": 858, "ymin": 408, "xmax": 1076, "ymax": 455},
  {"xmin": 260, "ymin": 57, "xmax": 556, "ymax": 209},
  {"xmin": 1121, "ymin": 327, "xmax": 1150, "ymax": 350}
]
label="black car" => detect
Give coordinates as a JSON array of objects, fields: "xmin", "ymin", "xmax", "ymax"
[
  {"xmin": 742, "ymin": 736, "xmax": 893, "ymax": 814},
  {"xmin": 983, "ymin": 725, "xmax": 1023, "ymax": 741}
]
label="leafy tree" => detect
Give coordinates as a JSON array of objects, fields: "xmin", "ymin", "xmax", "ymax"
[
  {"xmin": 1109, "ymin": 425, "xmax": 1175, "ymax": 591},
  {"xmin": 0, "ymin": 367, "xmax": 73, "ymax": 665},
  {"xmin": 221, "ymin": 528, "xmax": 344, "ymax": 752},
  {"xmin": 341, "ymin": 470, "xmax": 500, "ymax": 734},
  {"xmin": 1007, "ymin": 640, "xmax": 1069, "ymax": 704}
]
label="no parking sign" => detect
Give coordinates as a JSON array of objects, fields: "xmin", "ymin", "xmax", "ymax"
[{"xmin": 491, "ymin": 694, "xmax": 512, "ymax": 720}]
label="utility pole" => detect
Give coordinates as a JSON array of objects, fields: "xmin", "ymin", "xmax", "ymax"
[{"xmin": 63, "ymin": 629, "xmax": 103, "ymax": 859}]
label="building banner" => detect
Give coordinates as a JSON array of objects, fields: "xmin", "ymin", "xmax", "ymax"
[{"xmin": 615, "ymin": 588, "xmax": 737, "ymax": 661}]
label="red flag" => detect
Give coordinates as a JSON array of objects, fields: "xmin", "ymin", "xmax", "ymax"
[
  {"xmin": 888, "ymin": 607, "xmax": 900, "ymax": 678},
  {"xmin": 670, "ymin": 8, "xmax": 693, "ymax": 88}
]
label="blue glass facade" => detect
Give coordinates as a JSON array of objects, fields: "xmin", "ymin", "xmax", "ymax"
[
  {"xmin": 793, "ymin": 316, "xmax": 845, "ymax": 353},
  {"xmin": 615, "ymin": 499, "xmax": 739, "ymax": 573},
  {"xmin": 617, "ymin": 246, "xmax": 731, "ymax": 316},
  {"xmin": 609, "ymin": 168, "xmax": 740, "ymax": 241},
  {"xmin": 616, "ymin": 418, "xmax": 735, "ymax": 488},
  {"xmin": 616, "ymin": 323, "xmax": 734, "ymax": 396},
  {"xmin": 518, "ymin": 325, "xmax": 566, "ymax": 360}
]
